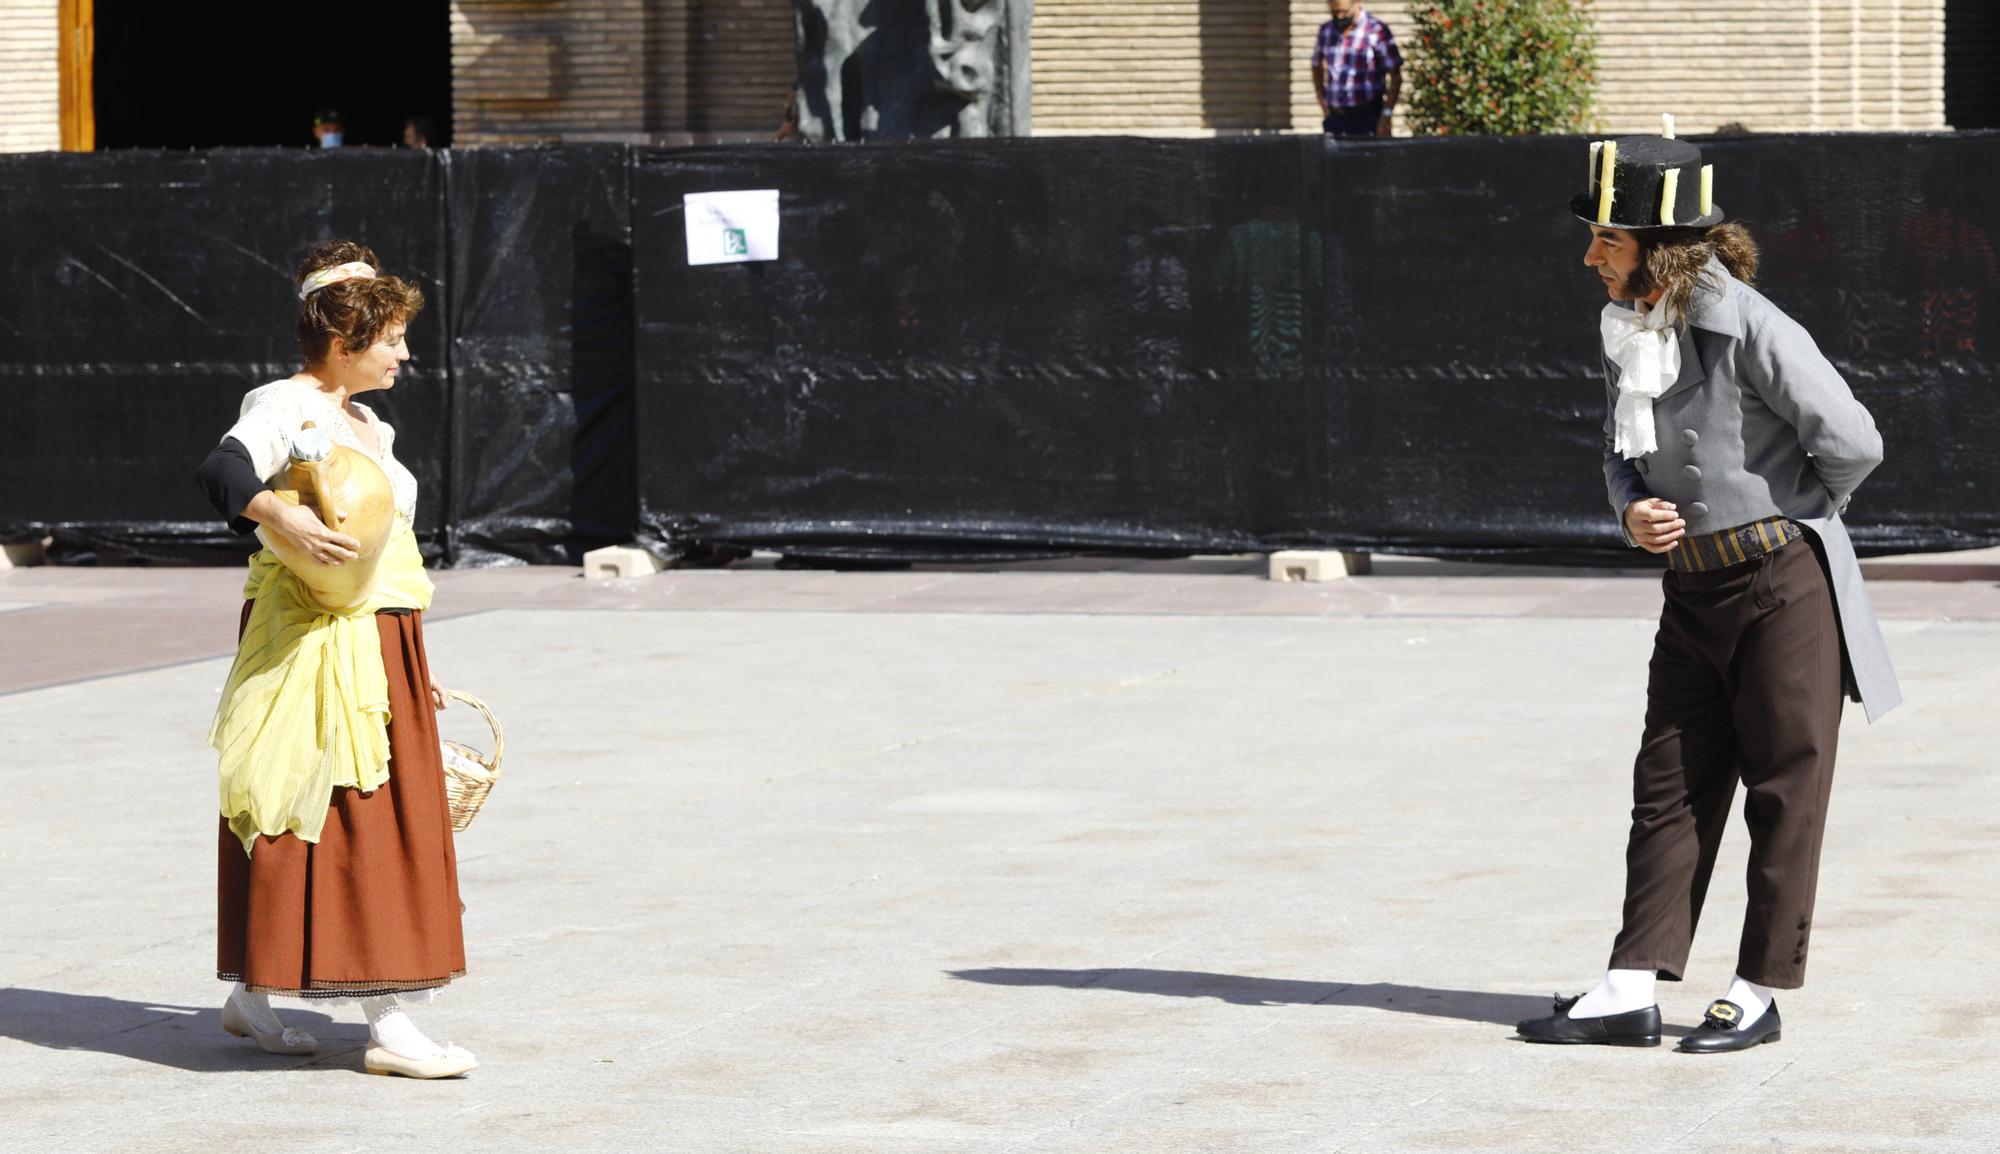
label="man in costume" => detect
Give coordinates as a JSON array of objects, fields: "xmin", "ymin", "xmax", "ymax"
[{"xmin": 1516, "ymin": 123, "xmax": 1900, "ymax": 1052}]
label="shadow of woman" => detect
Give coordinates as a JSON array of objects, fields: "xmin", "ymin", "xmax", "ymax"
[
  {"xmin": 947, "ymin": 968, "xmax": 1692, "ymax": 1037},
  {"xmin": 0, "ymin": 988, "xmax": 369, "ymax": 1072}
]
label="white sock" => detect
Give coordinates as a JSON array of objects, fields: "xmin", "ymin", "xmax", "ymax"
[
  {"xmin": 229, "ymin": 982, "xmax": 289, "ymax": 1034},
  {"xmin": 362, "ymin": 995, "xmax": 445, "ymax": 1059},
  {"xmin": 1568, "ymin": 968, "xmax": 1658, "ymax": 1019},
  {"xmin": 1722, "ymin": 974, "xmax": 1775, "ymax": 1027}
]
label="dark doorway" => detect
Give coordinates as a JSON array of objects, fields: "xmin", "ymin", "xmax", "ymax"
[
  {"xmin": 1946, "ymin": 0, "xmax": 2000, "ymax": 129},
  {"xmin": 92, "ymin": 1, "xmax": 452, "ymax": 149}
]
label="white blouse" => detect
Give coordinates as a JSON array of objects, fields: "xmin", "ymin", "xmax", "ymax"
[{"xmin": 222, "ymin": 379, "xmax": 420, "ymax": 526}]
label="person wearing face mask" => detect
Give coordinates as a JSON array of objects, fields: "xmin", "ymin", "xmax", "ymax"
[
  {"xmin": 1312, "ymin": 0, "xmax": 1402, "ymax": 137},
  {"xmin": 312, "ymin": 109, "xmax": 344, "ymax": 149},
  {"xmin": 1515, "ymin": 125, "xmax": 1899, "ymax": 1054},
  {"xmin": 194, "ymin": 240, "xmax": 476, "ymax": 1078}
]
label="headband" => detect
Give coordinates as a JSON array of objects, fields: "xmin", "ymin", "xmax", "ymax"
[{"xmin": 298, "ymin": 261, "xmax": 377, "ymax": 300}]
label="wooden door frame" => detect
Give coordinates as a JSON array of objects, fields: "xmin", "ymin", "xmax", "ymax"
[{"xmin": 59, "ymin": 0, "xmax": 94, "ymax": 150}]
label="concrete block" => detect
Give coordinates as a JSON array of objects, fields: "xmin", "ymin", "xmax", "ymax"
[
  {"xmin": 0, "ymin": 539, "xmax": 48, "ymax": 569},
  {"xmin": 582, "ymin": 545, "xmax": 664, "ymax": 580},
  {"xmin": 1268, "ymin": 550, "xmax": 1371, "ymax": 582}
]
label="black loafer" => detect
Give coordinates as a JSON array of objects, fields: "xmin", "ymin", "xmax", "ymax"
[
  {"xmin": 1516, "ymin": 994, "xmax": 1662, "ymax": 1046},
  {"xmin": 1676, "ymin": 999, "xmax": 1781, "ymax": 1053}
]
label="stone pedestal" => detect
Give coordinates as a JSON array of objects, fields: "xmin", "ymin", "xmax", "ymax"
[{"xmin": 1267, "ymin": 550, "xmax": 1372, "ymax": 582}]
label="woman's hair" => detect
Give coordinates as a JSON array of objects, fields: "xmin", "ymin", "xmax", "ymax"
[
  {"xmin": 294, "ymin": 239, "xmax": 425, "ymax": 364},
  {"xmin": 1637, "ymin": 222, "xmax": 1760, "ymax": 321}
]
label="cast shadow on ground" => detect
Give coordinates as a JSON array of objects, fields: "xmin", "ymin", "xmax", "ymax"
[
  {"xmin": 0, "ymin": 988, "xmax": 370, "ymax": 1073},
  {"xmin": 948, "ymin": 968, "xmax": 1693, "ymax": 1038}
]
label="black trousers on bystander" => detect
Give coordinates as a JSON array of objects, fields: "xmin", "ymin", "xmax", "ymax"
[{"xmin": 1322, "ymin": 99, "xmax": 1385, "ymax": 136}]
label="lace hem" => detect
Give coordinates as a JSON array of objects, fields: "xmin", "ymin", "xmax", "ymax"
[{"xmin": 220, "ymin": 969, "xmax": 464, "ymax": 1002}]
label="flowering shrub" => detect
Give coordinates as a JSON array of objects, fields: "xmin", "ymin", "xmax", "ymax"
[{"xmin": 1406, "ymin": 0, "xmax": 1597, "ymax": 135}]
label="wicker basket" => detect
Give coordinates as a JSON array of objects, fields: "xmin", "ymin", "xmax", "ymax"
[{"xmin": 440, "ymin": 690, "xmax": 504, "ymax": 832}]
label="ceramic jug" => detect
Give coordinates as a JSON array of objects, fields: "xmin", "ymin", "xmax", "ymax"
[{"xmin": 264, "ymin": 422, "xmax": 396, "ymax": 610}]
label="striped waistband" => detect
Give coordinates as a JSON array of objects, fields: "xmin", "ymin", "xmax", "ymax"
[{"xmin": 1668, "ymin": 516, "xmax": 1801, "ymax": 572}]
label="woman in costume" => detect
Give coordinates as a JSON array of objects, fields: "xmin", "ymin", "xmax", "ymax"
[
  {"xmin": 196, "ymin": 240, "xmax": 474, "ymax": 1078},
  {"xmin": 1516, "ymin": 126, "xmax": 1900, "ymax": 1052}
]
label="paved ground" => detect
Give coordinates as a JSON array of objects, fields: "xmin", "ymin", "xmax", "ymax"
[{"xmin": 2, "ymin": 553, "xmax": 1997, "ymax": 1153}]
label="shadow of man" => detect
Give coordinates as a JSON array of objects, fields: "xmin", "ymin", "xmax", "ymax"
[
  {"xmin": 948, "ymin": 967, "xmax": 1691, "ymax": 1037},
  {"xmin": 0, "ymin": 988, "xmax": 367, "ymax": 1073}
]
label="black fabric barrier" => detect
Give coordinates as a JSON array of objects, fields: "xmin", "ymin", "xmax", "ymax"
[
  {"xmin": 633, "ymin": 138, "xmax": 1327, "ymax": 559},
  {"xmin": 634, "ymin": 134, "xmax": 2000, "ymax": 560},
  {"xmin": 0, "ymin": 149, "xmax": 449, "ymax": 562},
  {"xmin": 2, "ymin": 136, "xmax": 1996, "ymax": 565},
  {"xmin": 1699, "ymin": 133, "xmax": 2000, "ymax": 553},
  {"xmin": 443, "ymin": 147, "xmax": 637, "ymax": 566}
]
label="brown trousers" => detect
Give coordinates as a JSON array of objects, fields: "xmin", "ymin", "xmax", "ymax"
[{"xmin": 1608, "ymin": 537, "xmax": 1844, "ymax": 989}]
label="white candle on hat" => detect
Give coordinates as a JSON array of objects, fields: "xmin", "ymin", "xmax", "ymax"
[
  {"xmin": 1597, "ymin": 140, "xmax": 1618, "ymax": 224},
  {"xmin": 1659, "ymin": 169, "xmax": 1680, "ymax": 225},
  {"xmin": 1662, "ymin": 113, "xmax": 1676, "ymax": 139},
  {"xmin": 1589, "ymin": 141, "xmax": 1603, "ymax": 189},
  {"xmin": 1700, "ymin": 164, "xmax": 1714, "ymax": 216}
]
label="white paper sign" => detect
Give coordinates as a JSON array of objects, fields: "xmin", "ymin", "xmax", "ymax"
[{"xmin": 684, "ymin": 190, "xmax": 780, "ymax": 266}]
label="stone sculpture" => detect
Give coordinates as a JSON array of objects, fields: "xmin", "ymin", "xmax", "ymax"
[{"xmin": 794, "ymin": 0, "xmax": 1032, "ymax": 143}]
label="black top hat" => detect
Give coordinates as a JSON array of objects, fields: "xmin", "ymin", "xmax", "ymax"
[{"xmin": 1570, "ymin": 134, "xmax": 1723, "ymax": 231}]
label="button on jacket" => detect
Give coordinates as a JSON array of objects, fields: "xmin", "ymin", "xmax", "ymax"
[{"xmin": 1601, "ymin": 259, "xmax": 1901, "ymax": 721}]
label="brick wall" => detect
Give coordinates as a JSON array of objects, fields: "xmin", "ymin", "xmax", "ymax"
[
  {"xmin": 1034, "ymin": 0, "xmax": 1294, "ymax": 135},
  {"xmin": 0, "ymin": 0, "xmax": 59, "ymax": 153},
  {"xmin": 649, "ymin": 2, "xmax": 795, "ymax": 140},
  {"xmin": 1586, "ymin": 0, "xmax": 1945, "ymax": 133},
  {"xmin": 450, "ymin": 0, "xmax": 793, "ymax": 145}
]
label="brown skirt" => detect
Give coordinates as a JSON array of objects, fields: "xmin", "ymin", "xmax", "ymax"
[{"xmin": 217, "ymin": 607, "xmax": 467, "ymax": 998}]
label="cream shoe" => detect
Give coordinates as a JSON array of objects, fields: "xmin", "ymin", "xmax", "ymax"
[{"xmin": 363, "ymin": 1043, "xmax": 478, "ymax": 1079}]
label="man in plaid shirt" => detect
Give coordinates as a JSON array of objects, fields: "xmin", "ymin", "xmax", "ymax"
[{"xmin": 1312, "ymin": 0, "xmax": 1403, "ymax": 137}]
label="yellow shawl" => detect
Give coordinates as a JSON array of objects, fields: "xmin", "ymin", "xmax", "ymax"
[{"xmin": 210, "ymin": 527, "xmax": 434, "ymax": 854}]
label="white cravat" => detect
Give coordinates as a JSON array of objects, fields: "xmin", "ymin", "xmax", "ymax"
[{"xmin": 1600, "ymin": 300, "xmax": 1680, "ymax": 459}]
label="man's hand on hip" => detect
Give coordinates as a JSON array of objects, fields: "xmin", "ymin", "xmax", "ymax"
[{"xmin": 1625, "ymin": 498, "xmax": 1686, "ymax": 553}]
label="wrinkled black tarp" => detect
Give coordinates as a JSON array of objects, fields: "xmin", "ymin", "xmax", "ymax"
[
  {"xmin": 2, "ymin": 136, "xmax": 1995, "ymax": 565},
  {"xmin": 634, "ymin": 134, "xmax": 2000, "ymax": 561},
  {"xmin": 444, "ymin": 147, "xmax": 636, "ymax": 566},
  {"xmin": 0, "ymin": 149, "xmax": 447, "ymax": 562}
]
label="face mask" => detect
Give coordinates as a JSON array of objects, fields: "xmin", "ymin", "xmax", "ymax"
[{"xmin": 319, "ymin": 133, "xmax": 343, "ymax": 149}]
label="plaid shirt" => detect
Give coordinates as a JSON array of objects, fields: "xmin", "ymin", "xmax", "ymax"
[{"xmin": 1314, "ymin": 11, "xmax": 1402, "ymax": 110}]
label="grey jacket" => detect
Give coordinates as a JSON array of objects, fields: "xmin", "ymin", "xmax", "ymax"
[{"xmin": 1602, "ymin": 259, "xmax": 1901, "ymax": 722}]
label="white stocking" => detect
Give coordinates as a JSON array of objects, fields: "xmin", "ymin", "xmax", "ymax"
[
  {"xmin": 1568, "ymin": 968, "xmax": 1658, "ymax": 1019},
  {"xmin": 1722, "ymin": 973, "xmax": 1775, "ymax": 1027},
  {"xmin": 363, "ymin": 995, "xmax": 445, "ymax": 1059},
  {"xmin": 229, "ymin": 982, "xmax": 290, "ymax": 1033}
]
